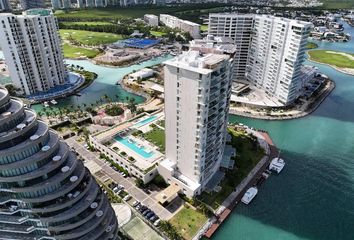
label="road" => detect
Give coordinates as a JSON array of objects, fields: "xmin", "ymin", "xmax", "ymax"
[{"xmin": 65, "ymin": 137, "xmax": 173, "ymax": 220}]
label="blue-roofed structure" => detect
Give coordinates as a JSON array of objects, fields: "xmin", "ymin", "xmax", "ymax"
[{"xmin": 114, "ymin": 38, "xmax": 160, "ymax": 49}]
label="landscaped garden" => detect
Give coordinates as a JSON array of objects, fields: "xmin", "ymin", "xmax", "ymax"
[
  {"xmin": 306, "ymin": 42, "xmax": 318, "ymax": 49},
  {"xmin": 142, "ymin": 125, "xmax": 165, "ymax": 152},
  {"xmin": 198, "ymin": 127, "xmax": 265, "ymax": 209},
  {"xmin": 105, "ymin": 104, "xmax": 124, "ymax": 116},
  {"xmin": 169, "ymin": 206, "xmax": 208, "ymax": 240}
]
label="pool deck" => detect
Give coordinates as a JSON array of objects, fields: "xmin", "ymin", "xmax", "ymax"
[{"xmin": 111, "ymin": 135, "xmax": 163, "ymax": 171}]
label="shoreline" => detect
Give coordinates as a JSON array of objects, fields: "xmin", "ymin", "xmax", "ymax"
[
  {"xmin": 307, "ymin": 55, "xmax": 354, "ymax": 76},
  {"xmin": 201, "ymin": 128, "xmax": 278, "ymax": 239},
  {"xmin": 229, "ymin": 79, "xmax": 335, "ymax": 120}
]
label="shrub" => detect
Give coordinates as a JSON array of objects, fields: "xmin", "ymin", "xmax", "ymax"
[{"xmin": 105, "ymin": 105, "xmax": 124, "ymax": 116}]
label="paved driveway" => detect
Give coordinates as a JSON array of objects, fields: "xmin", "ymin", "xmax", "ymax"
[{"xmin": 65, "ymin": 137, "xmax": 173, "ymax": 220}]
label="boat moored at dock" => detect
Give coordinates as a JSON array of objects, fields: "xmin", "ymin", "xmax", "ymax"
[
  {"xmin": 241, "ymin": 187, "xmax": 258, "ymax": 205},
  {"xmin": 269, "ymin": 157, "xmax": 285, "ymax": 174}
]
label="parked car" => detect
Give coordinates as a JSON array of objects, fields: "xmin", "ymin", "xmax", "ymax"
[
  {"xmin": 142, "ymin": 210, "xmax": 150, "ymax": 216},
  {"xmin": 150, "ymin": 215, "xmax": 158, "ymax": 222},
  {"xmin": 132, "ymin": 201, "xmax": 140, "ymax": 207},
  {"xmin": 143, "ymin": 189, "xmax": 150, "ymax": 194},
  {"xmin": 123, "ymin": 195, "xmax": 131, "ymax": 201},
  {"xmin": 146, "ymin": 212, "xmax": 154, "ymax": 219},
  {"xmin": 112, "ymin": 187, "xmax": 119, "ymax": 193},
  {"xmin": 154, "ymin": 219, "xmax": 161, "ymax": 226}
]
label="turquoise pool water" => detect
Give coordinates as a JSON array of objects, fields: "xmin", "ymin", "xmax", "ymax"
[
  {"xmin": 114, "ymin": 136, "xmax": 154, "ymax": 159},
  {"xmin": 135, "ymin": 115, "xmax": 158, "ymax": 128}
]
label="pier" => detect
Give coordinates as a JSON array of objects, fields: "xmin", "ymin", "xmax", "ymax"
[{"xmin": 203, "ymin": 131, "xmax": 278, "ymax": 239}]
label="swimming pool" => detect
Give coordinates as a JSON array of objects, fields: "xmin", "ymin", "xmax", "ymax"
[
  {"xmin": 114, "ymin": 136, "xmax": 154, "ymax": 159},
  {"xmin": 135, "ymin": 115, "xmax": 158, "ymax": 128}
]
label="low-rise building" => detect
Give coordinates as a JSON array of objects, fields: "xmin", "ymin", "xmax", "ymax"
[
  {"xmin": 90, "ymin": 112, "xmax": 164, "ymax": 184},
  {"xmin": 160, "ymin": 14, "xmax": 200, "ymax": 38},
  {"xmin": 128, "ymin": 68, "xmax": 154, "ymax": 81},
  {"xmin": 144, "ymin": 14, "xmax": 159, "ymax": 27}
]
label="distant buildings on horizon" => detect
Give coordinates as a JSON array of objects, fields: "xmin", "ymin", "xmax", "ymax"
[{"xmin": 208, "ymin": 13, "xmax": 313, "ymax": 105}]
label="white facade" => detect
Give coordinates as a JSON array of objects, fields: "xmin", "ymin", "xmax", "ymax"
[
  {"xmin": 0, "ymin": 9, "xmax": 67, "ymax": 95},
  {"xmin": 159, "ymin": 51, "xmax": 234, "ymax": 197},
  {"xmin": 208, "ymin": 14, "xmax": 254, "ymax": 80},
  {"xmin": 160, "ymin": 14, "xmax": 200, "ymax": 39},
  {"xmin": 208, "ymin": 14, "xmax": 313, "ymax": 105},
  {"xmin": 144, "ymin": 14, "xmax": 159, "ymax": 27},
  {"xmin": 0, "ymin": 0, "xmax": 10, "ymax": 11}
]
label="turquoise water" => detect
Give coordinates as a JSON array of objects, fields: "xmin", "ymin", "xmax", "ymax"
[
  {"xmin": 30, "ymin": 55, "xmax": 172, "ymax": 112},
  {"xmin": 214, "ymin": 21, "xmax": 354, "ymax": 240},
  {"xmin": 114, "ymin": 136, "xmax": 154, "ymax": 159},
  {"xmin": 135, "ymin": 115, "xmax": 158, "ymax": 128}
]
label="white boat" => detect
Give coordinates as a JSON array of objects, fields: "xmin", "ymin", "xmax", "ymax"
[
  {"xmin": 241, "ymin": 187, "xmax": 258, "ymax": 205},
  {"xmin": 50, "ymin": 99, "xmax": 58, "ymax": 105},
  {"xmin": 269, "ymin": 157, "xmax": 285, "ymax": 174},
  {"xmin": 43, "ymin": 101, "xmax": 49, "ymax": 108}
]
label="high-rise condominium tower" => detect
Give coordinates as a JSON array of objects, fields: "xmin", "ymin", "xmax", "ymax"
[
  {"xmin": 208, "ymin": 14, "xmax": 313, "ymax": 104},
  {"xmin": 0, "ymin": 9, "xmax": 67, "ymax": 96},
  {"xmin": 0, "ymin": 0, "xmax": 11, "ymax": 11},
  {"xmin": 158, "ymin": 50, "xmax": 234, "ymax": 197},
  {"xmin": 0, "ymin": 86, "xmax": 118, "ymax": 239},
  {"xmin": 20, "ymin": 0, "xmax": 45, "ymax": 9}
]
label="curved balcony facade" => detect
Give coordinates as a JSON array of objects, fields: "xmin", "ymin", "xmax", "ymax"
[{"xmin": 0, "ymin": 87, "xmax": 118, "ymax": 240}]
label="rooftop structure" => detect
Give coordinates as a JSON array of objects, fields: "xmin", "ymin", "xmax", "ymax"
[
  {"xmin": 159, "ymin": 51, "xmax": 234, "ymax": 197},
  {"xmin": 0, "ymin": 86, "xmax": 118, "ymax": 239}
]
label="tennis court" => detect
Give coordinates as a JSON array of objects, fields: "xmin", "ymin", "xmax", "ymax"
[{"xmin": 121, "ymin": 215, "xmax": 163, "ymax": 240}]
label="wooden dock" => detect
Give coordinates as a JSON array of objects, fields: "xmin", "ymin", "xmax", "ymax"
[{"xmin": 204, "ymin": 131, "xmax": 278, "ymax": 239}]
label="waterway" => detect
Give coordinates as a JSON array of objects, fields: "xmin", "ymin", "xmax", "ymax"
[
  {"xmin": 27, "ymin": 55, "xmax": 172, "ymax": 112},
  {"xmin": 214, "ymin": 21, "xmax": 354, "ymax": 240}
]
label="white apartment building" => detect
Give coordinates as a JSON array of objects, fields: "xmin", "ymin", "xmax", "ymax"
[
  {"xmin": 158, "ymin": 51, "xmax": 234, "ymax": 197},
  {"xmin": 208, "ymin": 14, "xmax": 313, "ymax": 105},
  {"xmin": 160, "ymin": 14, "xmax": 200, "ymax": 39},
  {"xmin": 0, "ymin": 9, "xmax": 67, "ymax": 95},
  {"xmin": 208, "ymin": 14, "xmax": 254, "ymax": 80},
  {"xmin": 0, "ymin": 0, "xmax": 10, "ymax": 11},
  {"xmin": 144, "ymin": 14, "xmax": 159, "ymax": 27}
]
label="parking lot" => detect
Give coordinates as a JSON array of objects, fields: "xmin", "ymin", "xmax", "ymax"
[{"xmin": 65, "ymin": 137, "xmax": 174, "ymax": 220}]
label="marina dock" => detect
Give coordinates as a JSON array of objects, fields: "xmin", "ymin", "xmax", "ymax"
[{"xmin": 204, "ymin": 131, "xmax": 279, "ymax": 239}]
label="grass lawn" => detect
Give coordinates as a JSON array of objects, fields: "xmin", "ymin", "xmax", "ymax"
[
  {"xmin": 198, "ymin": 127, "xmax": 265, "ymax": 209},
  {"xmin": 306, "ymin": 42, "xmax": 318, "ymax": 49},
  {"xmin": 62, "ymin": 44, "xmax": 100, "ymax": 59},
  {"xmin": 200, "ymin": 25, "xmax": 208, "ymax": 32},
  {"xmin": 320, "ymin": 0, "xmax": 354, "ymax": 9},
  {"xmin": 169, "ymin": 206, "xmax": 208, "ymax": 240},
  {"xmin": 150, "ymin": 30, "xmax": 166, "ymax": 37},
  {"xmin": 142, "ymin": 126, "xmax": 165, "ymax": 152},
  {"xmin": 308, "ymin": 50, "xmax": 354, "ymax": 69},
  {"xmin": 60, "ymin": 29, "xmax": 124, "ymax": 46}
]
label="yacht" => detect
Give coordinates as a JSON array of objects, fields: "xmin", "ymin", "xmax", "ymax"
[
  {"xmin": 269, "ymin": 158, "xmax": 285, "ymax": 174},
  {"xmin": 50, "ymin": 99, "xmax": 58, "ymax": 105},
  {"xmin": 241, "ymin": 187, "xmax": 258, "ymax": 205},
  {"xmin": 43, "ymin": 101, "xmax": 49, "ymax": 108}
]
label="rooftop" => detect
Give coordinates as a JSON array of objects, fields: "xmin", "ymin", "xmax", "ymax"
[{"xmin": 164, "ymin": 51, "xmax": 229, "ymax": 74}]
